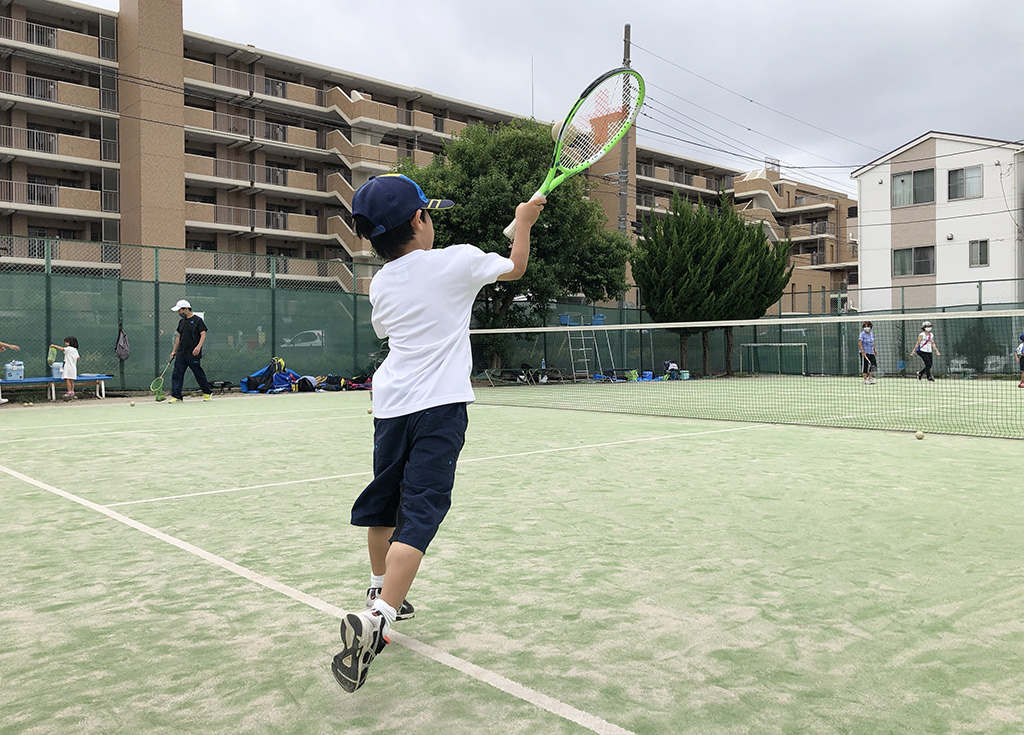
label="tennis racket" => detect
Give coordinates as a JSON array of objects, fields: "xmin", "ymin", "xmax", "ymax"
[
  {"xmin": 151, "ymin": 354, "xmax": 173, "ymax": 402},
  {"xmin": 503, "ymin": 66, "xmax": 645, "ymax": 240}
]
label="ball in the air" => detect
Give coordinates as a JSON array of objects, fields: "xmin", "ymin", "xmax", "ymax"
[
  {"xmin": 915, "ymin": 431, "xmax": 924, "ymax": 440},
  {"xmin": 130, "ymin": 401, "xmax": 135, "ymax": 406},
  {"xmin": 367, "ymin": 408, "xmax": 373, "ymax": 414},
  {"xmin": 551, "ymin": 120, "xmax": 563, "ymax": 142}
]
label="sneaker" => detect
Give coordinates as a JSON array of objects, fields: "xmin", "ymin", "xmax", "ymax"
[
  {"xmin": 0, "ymin": 398, "xmax": 8, "ymax": 405},
  {"xmin": 168, "ymin": 397, "xmax": 183, "ymax": 403},
  {"xmin": 927, "ymin": 377, "xmax": 935, "ymax": 382},
  {"xmin": 917, "ymin": 372, "xmax": 923, "ymax": 380},
  {"xmin": 62, "ymin": 392, "xmax": 76, "ymax": 400},
  {"xmin": 1019, "ymin": 382, "xmax": 1024, "ymax": 388},
  {"xmin": 332, "ymin": 610, "xmax": 389, "ymax": 693},
  {"xmin": 365, "ymin": 587, "xmax": 415, "ymax": 620},
  {"xmin": 868, "ymin": 377, "xmax": 876, "ymax": 384},
  {"xmin": 202, "ymin": 394, "xmax": 212, "ymax": 401},
  {"xmin": 862, "ymin": 379, "xmax": 869, "ymax": 385}
]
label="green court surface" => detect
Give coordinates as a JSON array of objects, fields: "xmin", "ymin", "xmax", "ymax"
[{"xmin": 1, "ymin": 393, "xmax": 1022, "ymax": 735}]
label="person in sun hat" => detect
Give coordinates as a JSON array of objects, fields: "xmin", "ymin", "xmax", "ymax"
[
  {"xmin": 330, "ymin": 173, "xmax": 544, "ymax": 693},
  {"xmin": 168, "ymin": 299, "xmax": 212, "ymax": 402},
  {"xmin": 910, "ymin": 320, "xmax": 940, "ymax": 382}
]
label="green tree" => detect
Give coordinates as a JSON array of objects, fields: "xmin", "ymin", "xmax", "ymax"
[
  {"xmin": 395, "ymin": 120, "xmax": 631, "ymax": 342},
  {"xmin": 631, "ymin": 192, "xmax": 792, "ymax": 375}
]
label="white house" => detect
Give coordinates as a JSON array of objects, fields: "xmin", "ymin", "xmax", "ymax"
[{"xmin": 851, "ymin": 132, "xmax": 1024, "ymax": 312}]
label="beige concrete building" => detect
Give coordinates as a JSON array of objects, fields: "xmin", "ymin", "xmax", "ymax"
[{"xmin": 0, "ymin": 0, "xmax": 857, "ymax": 313}]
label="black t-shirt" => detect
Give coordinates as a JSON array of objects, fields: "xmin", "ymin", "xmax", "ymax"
[{"xmin": 177, "ymin": 315, "xmax": 207, "ymax": 357}]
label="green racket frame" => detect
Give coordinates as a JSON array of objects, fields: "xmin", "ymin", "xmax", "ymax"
[{"xmin": 504, "ymin": 67, "xmax": 645, "ymax": 239}]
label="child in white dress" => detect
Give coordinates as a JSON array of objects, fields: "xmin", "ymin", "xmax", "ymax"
[{"xmin": 50, "ymin": 336, "xmax": 80, "ymax": 399}]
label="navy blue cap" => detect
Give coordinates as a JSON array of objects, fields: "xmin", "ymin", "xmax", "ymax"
[{"xmin": 352, "ymin": 174, "xmax": 454, "ymax": 238}]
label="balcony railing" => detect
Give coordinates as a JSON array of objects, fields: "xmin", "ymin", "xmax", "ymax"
[
  {"xmin": 0, "ymin": 70, "xmax": 101, "ymax": 109},
  {"xmin": 0, "ymin": 16, "xmax": 56, "ymax": 47},
  {"xmin": 0, "ymin": 70, "xmax": 57, "ymax": 101},
  {"xmin": 0, "ymin": 179, "xmax": 60, "ymax": 207},
  {"xmin": 672, "ymin": 170, "xmax": 693, "ymax": 186},
  {"xmin": 637, "ymin": 163, "xmax": 654, "ymax": 178},
  {"xmin": 0, "ymin": 125, "xmax": 57, "ymax": 153},
  {"xmin": 785, "ymin": 221, "xmax": 837, "ymax": 239},
  {"xmin": 211, "ymin": 205, "xmax": 320, "ymax": 233}
]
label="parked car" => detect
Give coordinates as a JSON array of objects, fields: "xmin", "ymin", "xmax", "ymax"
[{"xmin": 280, "ymin": 330, "xmax": 325, "ymax": 349}]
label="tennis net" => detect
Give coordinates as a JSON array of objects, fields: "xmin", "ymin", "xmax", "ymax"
[{"xmin": 469, "ymin": 310, "xmax": 1024, "ymax": 439}]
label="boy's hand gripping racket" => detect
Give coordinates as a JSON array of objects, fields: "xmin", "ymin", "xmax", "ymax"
[{"xmin": 504, "ymin": 67, "xmax": 645, "ymax": 240}]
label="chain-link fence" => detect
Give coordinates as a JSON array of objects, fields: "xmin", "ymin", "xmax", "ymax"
[
  {"xmin": 3, "ymin": 235, "xmax": 1022, "ymax": 390},
  {"xmin": 1, "ymin": 237, "xmax": 382, "ymax": 390}
]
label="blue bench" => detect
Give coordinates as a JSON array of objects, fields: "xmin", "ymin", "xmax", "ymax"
[{"xmin": 0, "ymin": 374, "xmax": 114, "ymax": 403}]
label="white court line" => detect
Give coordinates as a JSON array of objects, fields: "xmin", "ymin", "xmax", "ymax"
[
  {"xmin": 7, "ymin": 404, "xmax": 361, "ymax": 433},
  {"xmin": 105, "ymin": 423, "xmax": 772, "ymax": 508},
  {"xmin": 0, "ymin": 413, "xmax": 368, "ymax": 446},
  {"xmin": 0, "ymin": 462, "xmax": 634, "ymax": 735}
]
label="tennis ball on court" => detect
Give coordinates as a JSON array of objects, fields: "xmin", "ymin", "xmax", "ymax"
[
  {"xmin": 23, "ymin": 402, "xmax": 29, "ymax": 407},
  {"xmin": 28, "ymin": 402, "xmax": 33, "ymax": 406},
  {"xmin": 130, "ymin": 401, "xmax": 135, "ymax": 406},
  {"xmin": 915, "ymin": 431, "xmax": 925, "ymax": 440}
]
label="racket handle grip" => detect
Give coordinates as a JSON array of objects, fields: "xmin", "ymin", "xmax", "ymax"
[{"xmin": 501, "ymin": 190, "xmax": 548, "ymax": 241}]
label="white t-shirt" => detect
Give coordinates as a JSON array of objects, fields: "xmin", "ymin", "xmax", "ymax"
[
  {"xmin": 917, "ymin": 331, "xmax": 934, "ymax": 353},
  {"xmin": 62, "ymin": 345, "xmax": 79, "ymax": 379},
  {"xmin": 369, "ymin": 244, "xmax": 514, "ymax": 418}
]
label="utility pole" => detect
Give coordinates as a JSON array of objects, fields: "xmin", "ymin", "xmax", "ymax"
[{"xmin": 618, "ymin": 23, "xmax": 631, "ymax": 235}]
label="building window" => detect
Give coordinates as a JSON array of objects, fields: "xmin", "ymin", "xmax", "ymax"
[
  {"xmin": 893, "ymin": 245, "xmax": 935, "ymax": 276},
  {"xmin": 892, "ymin": 169, "xmax": 934, "ymax": 207},
  {"xmin": 948, "ymin": 166, "xmax": 982, "ymax": 200},
  {"xmin": 969, "ymin": 239, "xmax": 989, "ymax": 267}
]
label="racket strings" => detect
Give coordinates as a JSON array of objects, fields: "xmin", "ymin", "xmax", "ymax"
[{"xmin": 557, "ymin": 73, "xmax": 641, "ymax": 170}]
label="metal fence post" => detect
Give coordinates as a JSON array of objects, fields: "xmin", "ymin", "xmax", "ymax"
[
  {"xmin": 153, "ymin": 248, "xmax": 160, "ymax": 378},
  {"xmin": 270, "ymin": 256, "xmax": 277, "ymax": 361},
  {"xmin": 44, "ymin": 239, "xmax": 52, "ymax": 350},
  {"xmin": 977, "ymin": 280, "xmax": 982, "ymax": 311}
]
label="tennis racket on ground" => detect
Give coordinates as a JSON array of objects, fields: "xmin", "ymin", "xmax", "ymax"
[
  {"xmin": 503, "ymin": 66, "xmax": 645, "ymax": 240},
  {"xmin": 151, "ymin": 354, "xmax": 173, "ymax": 402}
]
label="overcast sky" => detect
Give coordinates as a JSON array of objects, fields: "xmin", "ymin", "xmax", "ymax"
[{"xmin": 89, "ymin": 0, "xmax": 1024, "ymax": 198}]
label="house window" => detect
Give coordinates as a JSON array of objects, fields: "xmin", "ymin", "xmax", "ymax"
[
  {"xmin": 893, "ymin": 245, "xmax": 935, "ymax": 276},
  {"xmin": 969, "ymin": 239, "xmax": 988, "ymax": 267},
  {"xmin": 892, "ymin": 169, "xmax": 934, "ymax": 207},
  {"xmin": 948, "ymin": 166, "xmax": 982, "ymax": 200}
]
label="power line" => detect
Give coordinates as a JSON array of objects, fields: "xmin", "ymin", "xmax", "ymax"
[{"xmin": 630, "ymin": 41, "xmax": 881, "ymax": 154}]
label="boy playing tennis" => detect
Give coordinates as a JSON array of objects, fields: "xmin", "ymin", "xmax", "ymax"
[{"xmin": 331, "ymin": 174, "xmax": 543, "ymax": 693}]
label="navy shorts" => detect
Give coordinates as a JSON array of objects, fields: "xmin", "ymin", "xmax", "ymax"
[{"xmin": 350, "ymin": 403, "xmax": 468, "ymax": 553}]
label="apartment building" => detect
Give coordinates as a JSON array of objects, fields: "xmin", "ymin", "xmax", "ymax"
[
  {"xmin": 622, "ymin": 147, "xmax": 858, "ymax": 313},
  {"xmin": 0, "ymin": 0, "xmax": 510, "ymax": 283},
  {"xmin": 733, "ymin": 165, "xmax": 858, "ymax": 313},
  {"xmin": 852, "ymin": 132, "xmax": 1024, "ymax": 312},
  {"xmin": 0, "ymin": 0, "xmax": 859, "ymax": 313}
]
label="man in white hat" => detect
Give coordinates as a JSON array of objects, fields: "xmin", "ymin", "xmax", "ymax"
[{"xmin": 169, "ymin": 299, "xmax": 213, "ymax": 402}]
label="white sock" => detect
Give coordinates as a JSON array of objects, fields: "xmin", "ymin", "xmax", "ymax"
[
  {"xmin": 369, "ymin": 573, "xmax": 385, "ymax": 590},
  {"xmin": 371, "ymin": 598, "xmax": 397, "ymax": 636}
]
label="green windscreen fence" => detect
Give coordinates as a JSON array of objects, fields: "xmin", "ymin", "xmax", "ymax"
[{"xmin": 470, "ymin": 311, "xmax": 1024, "ymax": 440}]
